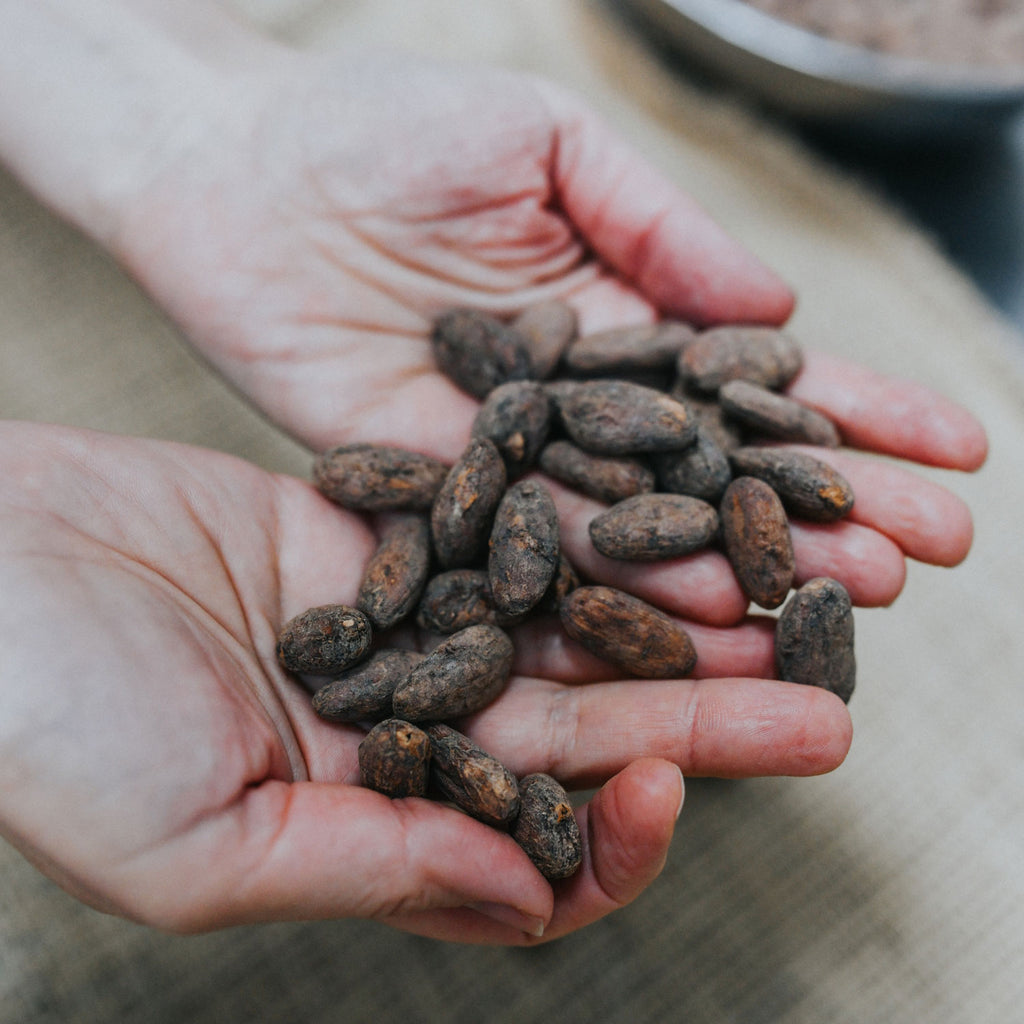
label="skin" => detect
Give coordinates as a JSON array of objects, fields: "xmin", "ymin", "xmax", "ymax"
[{"xmin": 0, "ymin": 2, "xmax": 987, "ymax": 944}]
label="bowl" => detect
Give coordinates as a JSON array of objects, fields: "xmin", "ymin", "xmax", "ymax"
[{"xmin": 617, "ymin": 0, "xmax": 1024, "ymax": 139}]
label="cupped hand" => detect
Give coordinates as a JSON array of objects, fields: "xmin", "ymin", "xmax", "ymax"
[
  {"xmin": 0, "ymin": 422, "xmax": 851, "ymax": 943},
  {"xmin": 106, "ymin": 48, "xmax": 986, "ymax": 623}
]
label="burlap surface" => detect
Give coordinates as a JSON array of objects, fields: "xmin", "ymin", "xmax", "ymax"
[{"xmin": 2, "ymin": 2, "xmax": 1023, "ymax": 1021}]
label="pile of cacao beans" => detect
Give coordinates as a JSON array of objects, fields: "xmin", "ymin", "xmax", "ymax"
[{"xmin": 274, "ymin": 301, "xmax": 857, "ymax": 880}]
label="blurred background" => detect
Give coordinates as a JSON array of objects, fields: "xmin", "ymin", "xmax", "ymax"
[{"xmin": 612, "ymin": 0, "xmax": 1024, "ymax": 330}]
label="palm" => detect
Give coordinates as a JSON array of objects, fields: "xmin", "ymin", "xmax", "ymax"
[{"xmin": 113, "ymin": 53, "xmax": 791, "ymax": 458}]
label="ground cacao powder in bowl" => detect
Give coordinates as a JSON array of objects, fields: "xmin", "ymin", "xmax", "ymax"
[{"xmin": 741, "ymin": 0, "xmax": 1024, "ymax": 70}]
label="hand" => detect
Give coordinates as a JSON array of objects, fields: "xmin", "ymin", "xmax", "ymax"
[
  {"xmin": 0, "ymin": 422, "xmax": 851, "ymax": 943},
  {"xmin": 103, "ymin": 45, "xmax": 985, "ymax": 616}
]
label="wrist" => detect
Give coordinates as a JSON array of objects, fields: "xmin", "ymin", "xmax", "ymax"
[{"xmin": 0, "ymin": 0, "xmax": 289, "ymax": 247}]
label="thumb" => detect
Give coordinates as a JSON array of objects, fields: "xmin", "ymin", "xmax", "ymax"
[
  {"xmin": 153, "ymin": 781, "xmax": 554, "ymax": 938},
  {"xmin": 541, "ymin": 82, "xmax": 794, "ymax": 327}
]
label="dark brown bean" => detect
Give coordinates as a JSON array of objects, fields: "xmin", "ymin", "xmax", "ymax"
[
  {"xmin": 488, "ymin": 479, "xmax": 560, "ymax": 617},
  {"xmin": 670, "ymin": 387, "xmax": 745, "ymax": 452},
  {"xmin": 719, "ymin": 477, "xmax": 795, "ymax": 609},
  {"xmin": 276, "ymin": 604, "xmax": 373, "ymax": 676},
  {"xmin": 431, "ymin": 307, "xmax": 533, "ymax": 398},
  {"xmin": 560, "ymin": 585, "xmax": 698, "ymax": 678},
  {"xmin": 557, "ymin": 379, "xmax": 697, "ymax": 455},
  {"xmin": 775, "ymin": 577, "xmax": 856, "ymax": 703},
  {"xmin": 313, "ymin": 444, "xmax": 449, "ymax": 512},
  {"xmin": 563, "ymin": 321, "xmax": 696, "ymax": 377},
  {"xmin": 425, "ymin": 723, "xmax": 520, "ymax": 827},
  {"xmin": 392, "ymin": 624, "xmax": 514, "ymax": 721},
  {"xmin": 416, "ymin": 569, "xmax": 522, "ymax": 634},
  {"xmin": 359, "ymin": 719, "xmax": 431, "ymax": 799},
  {"xmin": 512, "ymin": 773, "xmax": 583, "ymax": 880},
  {"xmin": 430, "ymin": 438, "xmax": 507, "ymax": 569},
  {"xmin": 511, "ymin": 300, "xmax": 577, "ymax": 379},
  {"xmin": 471, "ymin": 380, "xmax": 552, "ymax": 478},
  {"xmin": 652, "ymin": 425, "xmax": 733, "ymax": 503},
  {"xmin": 539, "ymin": 439, "xmax": 655, "ymax": 504},
  {"xmin": 357, "ymin": 515, "xmax": 432, "ymax": 631},
  {"xmin": 719, "ymin": 379, "xmax": 841, "ymax": 447},
  {"xmin": 312, "ymin": 649, "xmax": 425, "ymax": 722},
  {"xmin": 589, "ymin": 493, "xmax": 720, "ymax": 561},
  {"xmin": 728, "ymin": 446, "xmax": 854, "ymax": 522},
  {"xmin": 677, "ymin": 325, "xmax": 803, "ymax": 393}
]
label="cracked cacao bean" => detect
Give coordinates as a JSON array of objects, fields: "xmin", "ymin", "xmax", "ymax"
[
  {"xmin": 276, "ymin": 604, "xmax": 373, "ymax": 676},
  {"xmin": 430, "ymin": 437, "xmax": 507, "ymax": 569},
  {"xmin": 314, "ymin": 444, "xmax": 449, "ymax": 512},
  {"xmin": 728, "ymin": 446, "xmax": 854, "ymax": 522},
  {"xmin": 556, "ymin": 379, "xmax": 697, "ymax": 455},
  {"xmin": 488, "ymin": 479, "xmax": 560, "ymax": 617},
  {"xmin": 589, "ymin": 493, "xmax": 720, "ymax": 561},
  {"xmin": 775, "ymin": 577, "xmax": 856, "ymax": 703},
  {"xmin": 431, "ymin": 307, "xmax": 533, "ymax": 398},
  {"xmin": 718, "ymin": 379, "xmax": 841, "ymax": 447},
  {"xmin": 560, "ymin": 585, "xmax": 698, "ymax": 678},
  {"xmin": 720, "ymin": 476, "xmax": 795, "ymax": 609},
  {"xmin": 312, "ymin": 649, "xmax": 425, "ymax": 722},
  {"xmin": 677, "ymin": 325, "xmax": 803, "ymax": 393},
  {"xmin": 392, "ymin": 624, "xmax": 514, "ymax": 721},
  {"xmin": 426, "ymin": 723, "xmax": 520, "ymax": 827},
  {"xmin": 512, "ymin": 773, "xmax": 583, "ymax": 880},
  {"xmin": 359, "ymin": 719, "xmax": 431, "ymax": 799},
  {"xmin": 357, "ymin": 514, "xmax": 432, "ymax": 631}
]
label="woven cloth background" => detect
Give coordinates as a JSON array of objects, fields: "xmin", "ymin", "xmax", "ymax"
[{"xmin": 2, "ymin": 2, "xmax": 1023, "ymax": 1022}]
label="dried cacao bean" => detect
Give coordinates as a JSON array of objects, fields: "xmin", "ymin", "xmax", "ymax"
[
  {"xmin": 557, "ymin": 379, "xmax": 696, "ymax": 455},
  {"xmin": 470, "ymin": 380, "xmax": 552, "ymax": 478},
  {"xmin": 652, "ymin": 425, "xmax": 732, "ymax": 503},
  {"xmin": 719, "ymin": 379, "xmax": 841, "ymax": 447},
  {"xmin": 511, "ymin": 300, "xmax": 577, "ymax": 379},
  {"xmin": 416, "ymin": 569, "xmax": 521, "ymax": 634},
  {"xmin": 588, "ymin": 493, "xmax": 720, "ymax": 561},
  {"xmin": 775, "ymin": 577, "xmax": 856, "ymax": 703},
  {"xmin": 488, "ymin": 479, "xmax": 560, "ymax": 617},
  {"xmin": 430, "ymin": 437, "xmax": 507, "ymax": 569},
  {"xmin": 719, "ymin": 477, "xmax": 795, "ymax": 609},
  {"xmin": 560, "ymin": 585, "xmax": 698, "ymax": 678},
  {"xmin": 677, "ymin": 325, "xmax": 803, "ymax": 393},
  {"xmin": 426, "ymin": 723, "xmax": 520, "ymax": 827},
  {"xmin": 359, "ymin": 719, "xmax": 431, "ymax": 798},
  {"xmin": 314, "ymin": 444, "xmax": 449, "ymax": 512},
  {"xmin": 276, "ymin": 604, "xmax": 373, "ymax": 676},
  {"xmin": 728, "ymin": 446, "xmax": 854, "ymax": 522},
  {"xmin": 312, "ymin": 649, "xmax": 425, "ymax": 722},
  {"xmin": 563, "ymin": 321, "xmax": 695, "ymax": 377},
  {"xmin": 357, "ymin": 514, "xmax": 432, "ymax": 630},
  {"xmin": 392, "ymin": 624, "xmax": 514, "ymax": 721},
  {"xmin": 512, "ymin": 773, "xmax": 583, "ymax": 880},
  {"xmin": 538, "ymin": 439, "xmax": 656, "ymax": 504},
  {"xmin": 431, "ymin": 307, "xmax": 533, "ymax": 398}
]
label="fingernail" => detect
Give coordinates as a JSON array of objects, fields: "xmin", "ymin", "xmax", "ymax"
[
  {"xmin": 674, "ymin": 766, "xmax": 686, "ymax": 820},
  {"xmin": 468, "ymin": 901, "xmax": 546, "ymax": 938}
]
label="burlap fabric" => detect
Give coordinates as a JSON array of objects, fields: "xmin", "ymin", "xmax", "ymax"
[{"xmin": 2, "ymin": 2, "xmax": 1022, "ymax": 1021}]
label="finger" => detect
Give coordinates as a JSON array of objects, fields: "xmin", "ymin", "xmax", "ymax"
[
  {"xmin": 816, "ymin": 447, "xmax": 975, "ymax": 567},
  {"xmin": 548, "ymin": 475, "xmax": 909, "ymax": 615},
  {"xmin": 539, "ymin": 82, "xmax": 794, "ymax": 327},
  {"xmin": 149, "ymin": 781, "xmax": 553, "ymax": 937},
  {"xmin": 785, "ymin": 351, "xmax": 989, "ymax": 471},
  {"xmin": 507, "ymin": 613, "xmax": 777, "ymax": 682},
  {"xmin": 538, "ymin": 758, "xmax": 683, "ymax": 942},
  {"xmin": 464, "ymin": 674, "xmax": 853, "ymax": 785}
]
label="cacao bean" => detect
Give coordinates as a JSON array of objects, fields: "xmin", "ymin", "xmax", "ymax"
[
  {"xmin": 314, "ymin": 444, "xmax": 448, "ymax": 512},
  {"xmin": 359, "ymin": 719, "xmax": 431, "ymax": 798},
  {"xmin": 677, "ymin": 325, "xmax": 803, "ymax": 393},
  {"xmin": 512, "ymin": 772, "xmax": 583, "ymax": 880},
  {"xmin": 357, "ymin": 514, "xmax": 432, "ymax": 630},
  {"xmin": 728, "ymin": 446, "xmax": 854, "ymax": 522},
  {"xmin": 276, "ymin": 604, "xmax": 373, "ymax": 676},
  {"xmin": 431, "ymin": 307, "xmax": 533, "ymax": 398},
  {"xmin": 719, "ymin": 379, "xmax": 841, "ymax": 447},
  {"xmin": 589, "ymin": 493, "xmax": 720, "ymax": 561}
]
